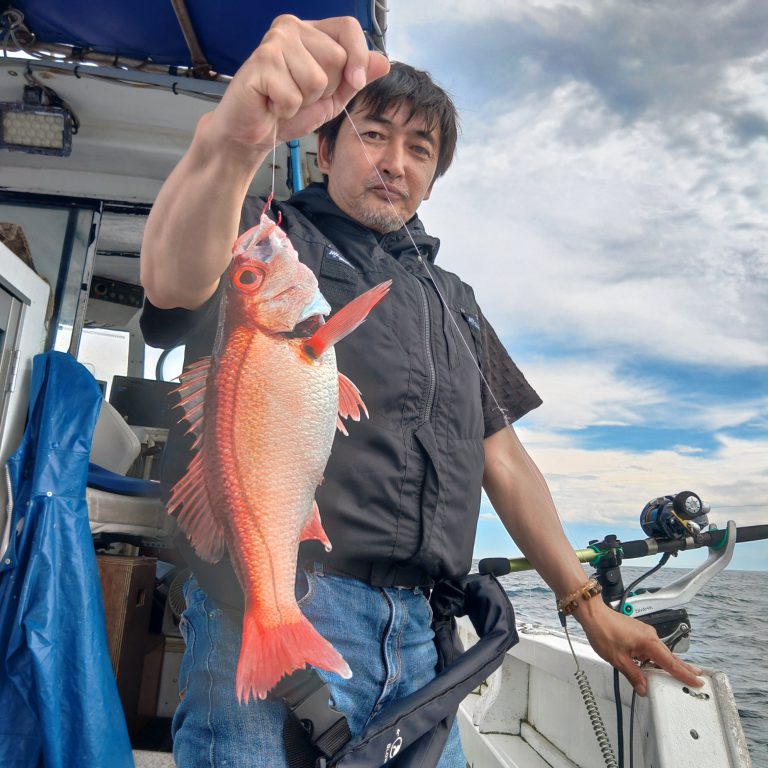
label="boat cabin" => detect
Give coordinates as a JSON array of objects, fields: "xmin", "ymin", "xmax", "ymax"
[{"xmin": 0, "ymin": 0, "xmax": 385, "ymax": 758}]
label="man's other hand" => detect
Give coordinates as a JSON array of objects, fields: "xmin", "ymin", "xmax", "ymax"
[{"xmin": 574, "ymin": 598, "xmax": 704, "ymax": 696}]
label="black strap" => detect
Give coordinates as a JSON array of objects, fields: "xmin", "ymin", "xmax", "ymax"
[
  {"xmin": 330, "ymin": 574, "xmax": 518, "ymax": 768},
  {"xmin": 274, "ymin": 573, "xmax": 517, "ymax": 768},
  {"xmin": 271, "ymin": 668, "xmax": 352, "ymax": 763}
]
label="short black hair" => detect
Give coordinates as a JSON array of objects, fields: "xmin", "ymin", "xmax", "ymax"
[{"xmin": 317, "ymin": 62, "xmax": 459, "ymax": 181}]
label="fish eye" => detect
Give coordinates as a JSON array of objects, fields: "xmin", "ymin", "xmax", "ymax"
[{"xmin": 233, "ymin": 266, "xmax": 264, "ymax": 293}]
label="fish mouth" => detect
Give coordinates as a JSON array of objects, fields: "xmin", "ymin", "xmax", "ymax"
[
  {"xmin": 284, "ymin": 314, "xmax": 324, "ymax": 339},
  {"xmin": 284, "ymin": 289, "xmax": 330, "ymax": 337},
  {"xmin": 268, "ymin": 284, "xmax": 330, "ymax": 317},
  {"xmin": 297, "ymin": 290, "xmax": 331, "ymax": 322}
]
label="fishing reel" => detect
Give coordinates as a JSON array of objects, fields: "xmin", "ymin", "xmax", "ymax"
[{"xmin": 639, "ymin": 491, "xmax": 709, "ymax": 540}]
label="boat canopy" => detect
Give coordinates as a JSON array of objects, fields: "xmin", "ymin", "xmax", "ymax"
[{"xmin": 4, "ymin": 0, "xmax": 387, "ymax": 76}]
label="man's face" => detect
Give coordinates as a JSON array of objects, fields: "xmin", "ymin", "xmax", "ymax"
[{"xmin": 317, "ymin": 102, "xmax": 440, "ymax": 233}]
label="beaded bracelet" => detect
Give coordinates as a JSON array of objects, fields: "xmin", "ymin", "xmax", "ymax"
[{"xmin": 556, "ymin": 577, "xmax": 602, "ymax": 616}]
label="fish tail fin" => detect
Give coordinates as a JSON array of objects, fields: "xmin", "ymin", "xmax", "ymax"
[
  {"xmin": 302, "ymin": 280, "xmax": 392, "ymax": 360},
  {"xmin": 236, "ymin": 610, "xmax": 351, "ymax": 704}
]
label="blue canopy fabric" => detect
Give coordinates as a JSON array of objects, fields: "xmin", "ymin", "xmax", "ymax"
[
  {"xmin": 0, "ymin": 351, "xmax": 133, "ymax": 768},
  {"xmin": 10, "ymin": 0, "xmax": 379, "ymax": 76}
]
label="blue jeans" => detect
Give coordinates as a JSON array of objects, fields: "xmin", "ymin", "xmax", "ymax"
[{"xmin": 172, "ymin": 565, "xmax": 466, "ymax": 767}]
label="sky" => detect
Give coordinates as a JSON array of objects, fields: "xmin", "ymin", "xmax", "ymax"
[{"xmin": 386, "ymin": 0, "xmax": 768, "ymax": 571}]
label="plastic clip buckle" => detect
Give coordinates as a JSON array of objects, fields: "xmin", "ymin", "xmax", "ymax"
[{"xmin": 271, "ymin": 670, "xmax": 351, "ymax": 759}]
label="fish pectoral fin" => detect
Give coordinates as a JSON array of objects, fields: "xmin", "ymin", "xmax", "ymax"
[
  {"xmin": 301, "ymin": 280, "xmax": 392, "ymax": 360},
  {"xmin": 172, "ymin": 356, "xmax": 211, "ymax": 449},
  {"xmin": 337, "ymin": 372, "xmax": 368, "ymax": 433},
  {"xmin": 167, "ymin": 452, "xmax": 226, "ymax": 563},
  {"xmin": 300, "ymin": 501, "xmax": 332, "ymax": 552}
]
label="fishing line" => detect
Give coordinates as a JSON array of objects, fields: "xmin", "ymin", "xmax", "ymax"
[
  {"xmin": 342, "ymin": 106, "xmax": 512, "ymax": 430},
  {"xmin": 270, "ymin": 121, "xmax": 277, "ymax": 199}
]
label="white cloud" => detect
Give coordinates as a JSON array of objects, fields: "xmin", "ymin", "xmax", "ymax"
[
  {"xmin": 388, "ymin": 0, "xmax": 597, "ymax": 28},
  {"xmin": 419, "ymin": 78, "xmax": 768, "ymax": 369},
  {"xmin": 515, "ymin": 427, "xmax": 768, "ymax": 528},
  {"xmin": 516, "ymin": 355, "xmax": 765, "ymax": 434},
  {"xmin": 388, "ymin": 1, "xmax": 768, "ymax": 371},
  {"xmin": 689, "ymin": 399, "xmax": 768, "ymax": 432},
  {"xmin": 390, "ymin": 0, "xmax": 768, "ymax": 123},
  {"xmin": 514, "ymin": 358, "xmax": 665, "ymax": 430},
  {"xmin": 721, "ymin": 50, "xmax": 768, "ymax": 109},
  {"xmin": 672, "ymin": 445, "xmax": 705, "ymax": 455}
]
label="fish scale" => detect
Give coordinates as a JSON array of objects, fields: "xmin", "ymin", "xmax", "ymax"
[{"xmin": 216, "ymin": 332, "xmax": 336, "ymax": 624}]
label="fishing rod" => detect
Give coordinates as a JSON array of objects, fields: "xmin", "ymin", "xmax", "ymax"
[
  {"xmin": 480, "ymin": 489, "xmax": 767, "ymax": 581},
  {"xmin": 479, "ymin": 491, "xmax": 768, "ymax": 630},
  {"xmin": 478, "ymin": 522, "xmax": 768, "ymax": 576}
]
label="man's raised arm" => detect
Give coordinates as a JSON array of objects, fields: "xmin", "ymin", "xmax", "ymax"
[{"xmin": 140, "ymin": 15, "xmax": 389, "ymax": 310}]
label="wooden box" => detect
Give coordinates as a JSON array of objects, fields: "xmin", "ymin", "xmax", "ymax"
[{"xmin": 97, "ymin": 554, "xmax": 157, "ymax": 729}]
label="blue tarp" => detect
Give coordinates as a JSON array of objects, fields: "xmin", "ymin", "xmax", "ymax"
[
  {"xmin": 10, "ymin": 0, "xmax": 379, "ymax": 76},
  {"xmin": 0, "ymin": 352, "xmax": 133, "ymax": 768}
]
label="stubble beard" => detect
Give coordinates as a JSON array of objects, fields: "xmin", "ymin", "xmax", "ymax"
[
  {"xmin": 353, "ymin": 188, "xmax": 411, "ymax": 234},
  {"xmin": 356, "ymin": 207, "xmax": 404, "ymax": 233}
]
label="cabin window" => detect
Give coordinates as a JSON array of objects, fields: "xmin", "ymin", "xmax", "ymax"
[
  {"xmin": 68, "ymin": 327, "xmax": 131, "ymax": 399},
  {"xmin": 144, "ymin": 343, "xmax": 185, "ymax": 382},
  {"xmin": 0, "ymin": 198, "xmax": 98, "ymax": 352},
  {"xmin": 0, "ymin": 285, "xmax": 22, "ymax": 438}
]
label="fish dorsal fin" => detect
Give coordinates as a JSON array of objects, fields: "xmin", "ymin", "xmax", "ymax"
[
  {"xmin": 167, "ymin": 355, "xmax": 226, "ymax": 563},
  {"xmin": 168, "ymin": 452, "xmax": 226, "ymax": 564},
  {"xmin": 173, "ymin": 356, "xmax": 211, "ymax": 450}
]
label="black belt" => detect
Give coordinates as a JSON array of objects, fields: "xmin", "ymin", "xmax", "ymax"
[{"xmin": 303, "ymin": 559, "xmax": 434, "ymax": 589}]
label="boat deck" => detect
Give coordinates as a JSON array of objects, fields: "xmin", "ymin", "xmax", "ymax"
[{"xmin": 134, "ymin": 750, "xmax": 175, "ymax": 767}]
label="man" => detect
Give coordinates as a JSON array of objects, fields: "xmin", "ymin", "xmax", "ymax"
[{"xmin": 140, "ymin": 15, "xmax": 702, "ymax": 768}]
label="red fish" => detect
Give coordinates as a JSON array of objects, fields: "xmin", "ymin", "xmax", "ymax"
[{"xmin": 168, "ymin": 207, "xmax": 390, "ymax": 702}]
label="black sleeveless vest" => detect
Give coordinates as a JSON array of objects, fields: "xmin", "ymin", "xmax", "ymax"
[
  {"xmin": 156, "ymin": 184, "xmax": 490, "ymax": 602},
  {"xmin": 275, "ymin": 185, "xmax": 487, "ymax": 588}
]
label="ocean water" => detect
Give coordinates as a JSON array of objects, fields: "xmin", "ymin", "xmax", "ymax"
[{"xmin": 483, "ymin": 564, "xmax": 768, "ymax": 766}]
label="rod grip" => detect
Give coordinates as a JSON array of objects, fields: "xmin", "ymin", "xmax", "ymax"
[
  {"xmin": 478, "ymin": 558, "xmax": 512, "ymax": 576},
  {"xmin": 620, "ymin": 539, "xmax": 652, "ymax": 559}
]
